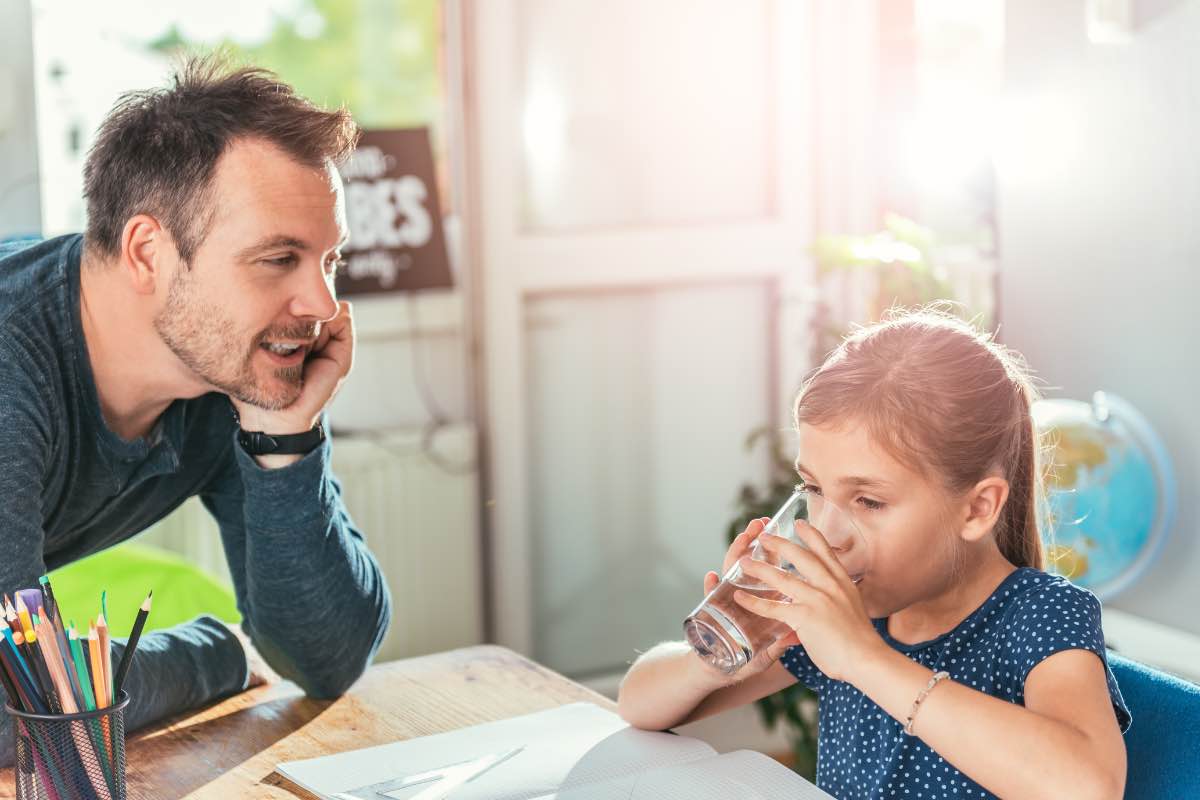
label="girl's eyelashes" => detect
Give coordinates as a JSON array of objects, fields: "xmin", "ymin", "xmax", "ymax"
[{"xmin": 800, "ymin": 481, "xmax": 886, "ymax": 511}]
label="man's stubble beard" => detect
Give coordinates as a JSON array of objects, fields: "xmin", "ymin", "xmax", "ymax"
[{"xmin": 153, "ymin": 267, "xmax": 305, "ymax": 411}]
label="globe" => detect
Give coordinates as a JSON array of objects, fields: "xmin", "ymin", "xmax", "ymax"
[{"xmin": 1032, "ymin": 392, "xmax": 1178, "ymax": 600}]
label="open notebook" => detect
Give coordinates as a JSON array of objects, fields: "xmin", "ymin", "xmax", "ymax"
[{"xmin": 275, "ymin": 702, "xmax": 833, "ymax": 799}]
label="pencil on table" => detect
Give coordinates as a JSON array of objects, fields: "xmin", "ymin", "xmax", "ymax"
[{"xmin": 112, "ymin": 592, "xmax": 151, "ymax": 698}]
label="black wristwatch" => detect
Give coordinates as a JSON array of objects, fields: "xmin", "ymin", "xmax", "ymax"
[{"xmin": 231, "ymin": 404, "xmax": 326, "ymax": 456}]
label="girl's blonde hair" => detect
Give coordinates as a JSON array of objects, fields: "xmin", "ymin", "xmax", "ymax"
[{"xmin": 794, "ymin": 305, "xmax": 1046, "ymax": 570}]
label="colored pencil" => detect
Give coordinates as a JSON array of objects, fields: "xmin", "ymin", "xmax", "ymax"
[
  {"xmin": 1, "ymin": 639, "xmax": 62, "ymax": 800},
  {"xmin": 112, "ymin": 592, "xmax": 151, "ymax": 698},
  {"xmin": 17, "ymin": 588, "xmax": 43, "ymax": 615},
  {"xmin": 89, "ymin": 622, "xmax": 116, "ymax": 767},
  {"xmin": 38, "ymin": 576, "xmax": 62, "ymax": 627},
  {"xmin": 0, "ymin": 638, "xmax": 30, "ymax": 710},
  {"xmin": 19, "ymin": 621, "xmax": 53, "ymax": 711},
  {"xmin": 70, "ymin": 625, "xmax": 116, "ymax": 795},
  {"xmin": 34, "ymin": 616, "xmax": 74, "ymax": 713},
  {"xmin": 4, "ymin": 597, "xmax": 35, "ymax": 672},
  {"xmin": 1, "ymin": 581, "xmax": 153, "ymax": 797},
  {"xmin": 96, "ymin": 613, "xmax": 112, "ymax": 702},
  {"xmin": 3, "ymin": 598, "xmax": 29, "ymax": 670},
  {"xmin": 39, "ymin": 576, "xmax": 81, "ymax": 704},
  {"xmin": 74, "ymin": 619, "xmax": 96, "ymax": 692},
  {"xmin": 68, "ymin": 628, "xmax": 96, "ymax": 712},
  {"xmin": 25, "ymin": 624, "xmax": 62, "ymax": 714},
  {"xmin": 36, "ymin": 617, "xmax": 112, "ymax": 800},
  {"xmin": 38, "ymin": 612, "xmax": 82, "ymax": 711},
  {"xmin": 0, "ymin": 638, "xmax": 23, "ymax": 708},
  {"xmin": 14, "ymin": 594, "xmax": 35, "ymax": 642},
  {"xmin": 2, "ymin": 624, "xmax": 44, "ymax": 711},
  {"xmin": 8, "ymin": 627, "xmax": 40, "ymax": 702}
]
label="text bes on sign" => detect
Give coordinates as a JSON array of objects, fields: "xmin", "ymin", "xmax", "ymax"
[{"xmin": 337, "ymin": 128, "xmax": 453, "ymax": 295}]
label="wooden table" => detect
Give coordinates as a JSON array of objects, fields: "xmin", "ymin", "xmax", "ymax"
[{"xmin": 0, "ymin": 646, "xmax": 616, "ymax": 799}]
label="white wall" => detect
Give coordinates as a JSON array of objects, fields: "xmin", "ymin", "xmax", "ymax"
[
  {"xmin": 999, "ymin": 0, "xmax": 1200, "ymax": 633},
  {"xmin": 0, "ymin": 0, "xmax": 41, "ymax": 238}
]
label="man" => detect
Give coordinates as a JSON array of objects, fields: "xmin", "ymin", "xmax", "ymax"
[{"xmin": 0, "ymin": 56, "xmax": 391, "ymax": 763}]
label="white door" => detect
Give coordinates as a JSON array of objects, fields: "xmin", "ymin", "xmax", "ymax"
[{"xmin": 461, "ymin": 0, "xmax": 815, "ymax": 677}]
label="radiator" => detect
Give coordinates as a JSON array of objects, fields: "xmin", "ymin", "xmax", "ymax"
[{"xmin": 137, "ymin": 425, "xmax": 484, "ymax": 664}]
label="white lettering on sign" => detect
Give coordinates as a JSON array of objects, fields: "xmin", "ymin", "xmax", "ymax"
[
  {"xmin": 340, "ymin": 145, "xmax": 392, "ymax": 180},
  {"xmin": 346, "ymin": 250, "xmax": 413, "ymax": 289},
  {"xmin": 346, "ymin": 176, "xmax": 433, "ymax": 251}
]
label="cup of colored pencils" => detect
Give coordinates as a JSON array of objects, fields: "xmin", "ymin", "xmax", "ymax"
[{"xmin": 0, "ymin": 578, "xmax": 153, "ymax": 800}]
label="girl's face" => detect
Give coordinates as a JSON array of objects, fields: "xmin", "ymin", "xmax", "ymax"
[{"xmin": 795, "ymin": 421, "xmax": 966, "ymax": 619}]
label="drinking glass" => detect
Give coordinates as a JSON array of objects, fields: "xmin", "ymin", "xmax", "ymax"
[{"xmin": 683, "ymin": 485, "xmax": 870, "ymax": 674}]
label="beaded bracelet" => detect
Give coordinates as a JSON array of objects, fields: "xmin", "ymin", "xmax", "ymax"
[{"xmin": 903, "ymin": 670, "xmax": 950, "ymax": 736}]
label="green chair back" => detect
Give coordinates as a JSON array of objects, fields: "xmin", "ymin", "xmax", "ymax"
[{"xmin": 47, "ymin": 542, "xmax": 240, "ymax": 635}]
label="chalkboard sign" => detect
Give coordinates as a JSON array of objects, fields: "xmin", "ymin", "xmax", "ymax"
[{"xmin": 336, "ymin": 128, "xmax": 453, "ymax": 295}]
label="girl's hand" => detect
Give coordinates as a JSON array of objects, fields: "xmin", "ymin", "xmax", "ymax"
[
  {"xmin": 732, "ymin": 521, "xmax": 882, "ymax": 684},
  {"xmin": 697, "ymin": 518, "xmax": 800, "ymax": 684}
]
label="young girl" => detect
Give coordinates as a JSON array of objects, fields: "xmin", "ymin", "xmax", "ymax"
[{"xmin": 618, "ymin": 309, "xmax": 1130, "ymax": 799}]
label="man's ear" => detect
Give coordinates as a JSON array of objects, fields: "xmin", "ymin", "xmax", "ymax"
[
  {"xmin": 119, "ymin": 214, "xmax": 173, "ymax": 295},
  {"xmin": 959, "ymin": 476, "xmax": 1010, "ymax": 543}
]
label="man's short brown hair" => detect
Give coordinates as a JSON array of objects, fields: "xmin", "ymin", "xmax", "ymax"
[{"xmin": 83, "ymin": 53, "xmax": 360, "ymax": 264}]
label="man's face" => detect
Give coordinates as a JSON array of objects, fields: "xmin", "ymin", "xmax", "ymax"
[{"xmin": 153, "ymin": 138, "xmax": 346, "ymax": 410}]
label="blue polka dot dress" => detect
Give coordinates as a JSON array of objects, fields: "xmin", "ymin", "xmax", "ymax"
[{"xmin": 779, "ymin": 567, "xmax": 1131, "ymax": 799}]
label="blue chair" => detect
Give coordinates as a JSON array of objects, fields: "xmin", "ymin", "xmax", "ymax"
[{"xmin": 1107, "ymin": 651, "xmax": 1200, "ymax": 799}]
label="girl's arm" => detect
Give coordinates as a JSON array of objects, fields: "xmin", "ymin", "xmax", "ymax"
[
  {"xmin": 620, "ymin": 516, "xmax": 803, "ymax": 731},
  {"xmin": 736, "ymin": 528, "xmax": 1126, "ymax": 800},
  {"xmin": 852, "ymin": 642, "xmax": 1126, "ymax": 800},
  {"xmin": 617, "ymin": 640, "xmax": 800, "ymax": 730}
]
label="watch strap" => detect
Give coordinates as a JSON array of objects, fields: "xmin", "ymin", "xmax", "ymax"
[{"xmin": 237, "ymin": 424, "xmax": 325, "ymax": 456}]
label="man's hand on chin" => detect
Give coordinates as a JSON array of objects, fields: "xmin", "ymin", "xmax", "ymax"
[{"xmin": 231, "ymin": 301, "xmax": 355, "ymax": 469}]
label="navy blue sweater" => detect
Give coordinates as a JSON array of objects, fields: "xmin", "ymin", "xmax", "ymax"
[{"xmin": 0, "ymin": 234, "xmax": 392, "ymax": 766}]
